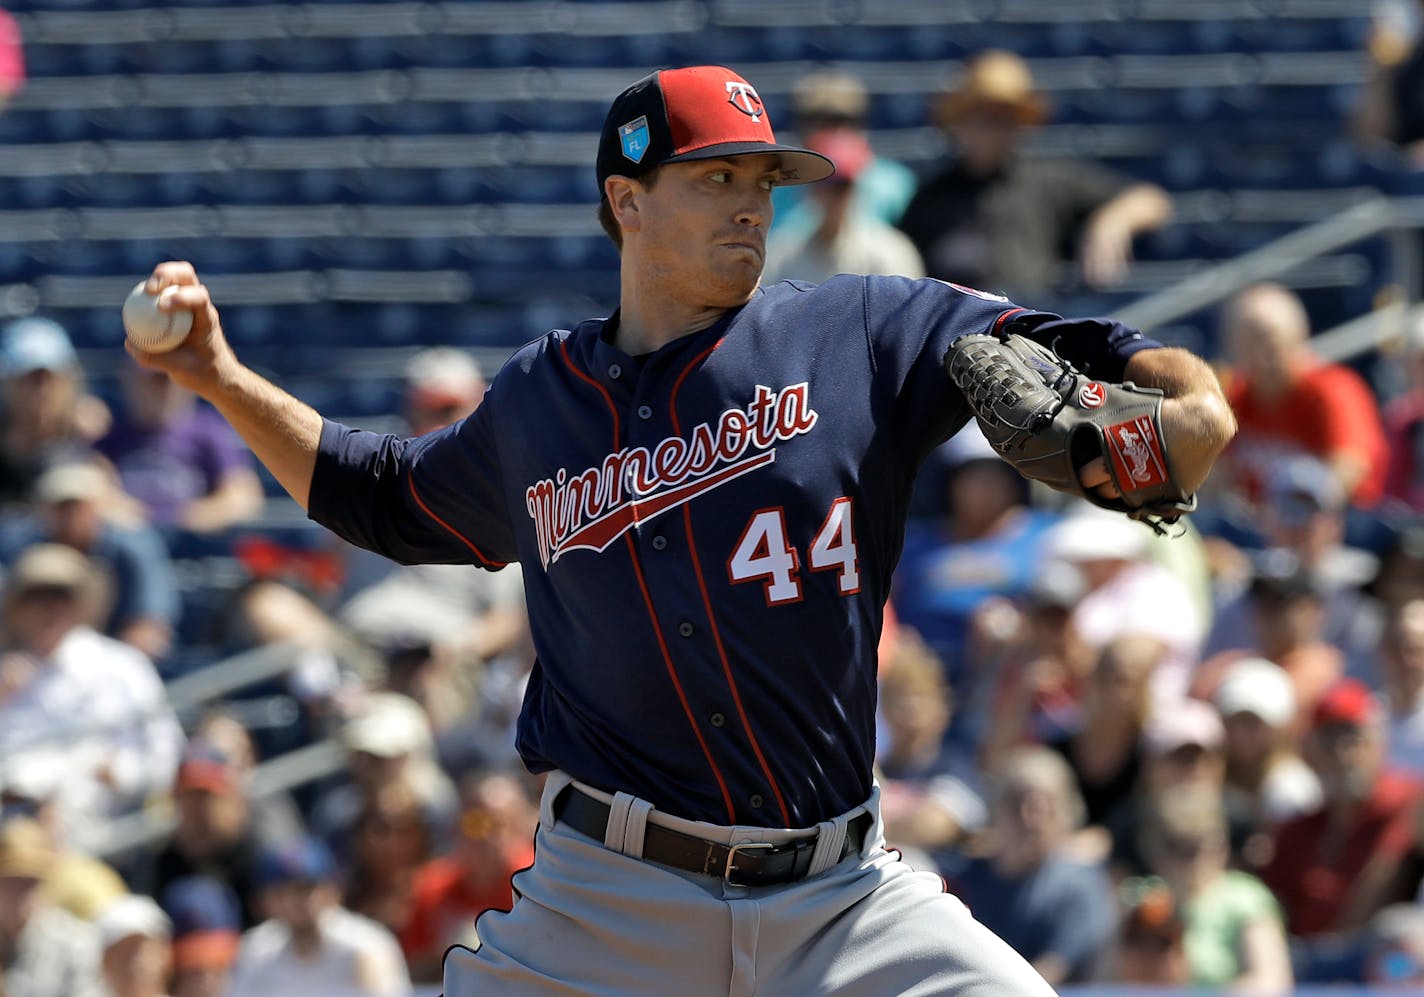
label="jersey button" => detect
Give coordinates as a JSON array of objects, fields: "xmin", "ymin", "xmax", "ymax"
[
  {"xmin": 677, "ymin": 621, "xmax": 695, "ymax": 638},
  {"xmin": 710, "ymin": 712, "xmax": 726, "ymax": 728},
  {"xmin": 607, "ymin": 363, "xmax": 622, "ymax": 379},
  {"xmin": 651, "ymin": 535, "xmax": 668, "ymax": 551},
  {"xmin": 749, "ymin": 794, "xmax": 764, "ymax": 809},
  {"xmin": 637, "ymin": 405, "xmax": 653, "ymax": 420}
]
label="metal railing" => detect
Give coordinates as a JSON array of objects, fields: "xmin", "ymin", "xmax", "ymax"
[
  {"xmin": 1115, "ymin": 194, "xmax": 1424, "ymax": 361},
  {"xmin": 25, "ymin": 639, "xmax": 358, "ymax": 860}
]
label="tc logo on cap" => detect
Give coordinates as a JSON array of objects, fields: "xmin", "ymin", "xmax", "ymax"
[
  {"xmin": 620, "ymin": 115, "xmax": 650, "ymax": 164},
  {"xmin": 725, "ymin": 81, "xmax": 763, "ymax": 119}
]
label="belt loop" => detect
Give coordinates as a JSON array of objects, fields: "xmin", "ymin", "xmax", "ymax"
[
  {"xmin": 622, "ymin": 796, "xmax": 654, "ymax": 858},
  {"xmin": 806, "ymin": 814, "xmax": 847, "ymax": 877},
  {"xmin": 603, "ymin": 792, "xmax": 634, "ymax": 854},
  {"xmin": 540, "ymin": 771, "xmax": 575, "ymax": 829},
  {"xmin": 603, "ymin": 792, "xmax": 654, "ymax": 858}
]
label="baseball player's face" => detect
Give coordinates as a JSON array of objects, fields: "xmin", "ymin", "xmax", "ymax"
[{"xmin": 630, "ymin": 154, "xmax": 778, "ymax": 306}]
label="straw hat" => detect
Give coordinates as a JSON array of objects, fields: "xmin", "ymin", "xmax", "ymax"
[
  {"xmin": 0, "ymin": 817, "xmax": 57, "ymax": 880},
  {"xmin": 3, "ymin": 542, "xmax": 109, "ymax": 629},
  {"xmin": 935, "ymin": 50, "xmax": 1048, "ymax": 128},
  {"xmin": 792, "ymin": 71, "xmax": 870, "ymax": 125}
]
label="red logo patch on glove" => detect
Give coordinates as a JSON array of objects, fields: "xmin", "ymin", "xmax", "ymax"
[
  {"xmin": 1106, "ymin": 416, "xmax": 1168, "ymax": 490},
  {"xmin": 1078, "ymin": 382, "xmax": 1106, "ymax": 409}
]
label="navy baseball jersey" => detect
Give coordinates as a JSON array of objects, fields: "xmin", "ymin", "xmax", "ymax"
[{"xmin": 311, "ymin": 275, "xmax": 1160, "ymax": 828}]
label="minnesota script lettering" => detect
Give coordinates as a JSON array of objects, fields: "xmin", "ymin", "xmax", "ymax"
[{"xmin": 525, "ymin": 384, "xmax": 818, "ymax": 566}]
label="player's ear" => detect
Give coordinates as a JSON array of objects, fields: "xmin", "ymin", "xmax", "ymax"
[{"xmin": 604, "ymin": 175, "xmax": 643, "ymax": 237}]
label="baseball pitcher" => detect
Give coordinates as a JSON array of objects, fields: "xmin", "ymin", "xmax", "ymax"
[{"xmin": 129, "ymin": 65, "xmax": 1234, "ymax": 996}]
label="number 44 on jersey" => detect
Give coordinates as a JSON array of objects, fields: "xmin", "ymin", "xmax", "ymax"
[{"xmin": 727, "ymin": 498, "xmax": 860, "ymax": 605}]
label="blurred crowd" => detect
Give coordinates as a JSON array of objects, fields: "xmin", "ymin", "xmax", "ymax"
[
  {"xmin": 0, "ymin": 319, "xmax": 540, "ymax": 995},
  {"xmin": 2, "ymin": 7, "xmax": 1424, "ymax": 996}
]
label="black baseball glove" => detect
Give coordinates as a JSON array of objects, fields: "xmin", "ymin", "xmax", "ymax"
[{"xmin": 945, "ymin": 333, "xmax": 1197, "ymax": 534}]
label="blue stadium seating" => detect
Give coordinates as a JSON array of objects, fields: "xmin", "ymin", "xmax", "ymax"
[{"xmin": 0, "ymin": 0, "xmax": 1404, "ymax": 376}]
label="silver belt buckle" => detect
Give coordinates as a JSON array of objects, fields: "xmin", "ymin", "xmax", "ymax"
[{"xmin": 724, "ymin": 841, "xmax": 775, "ymax": 884}]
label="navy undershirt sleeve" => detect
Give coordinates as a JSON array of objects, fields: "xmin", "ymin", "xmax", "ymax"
[{"xmin": 1003, "ymin": 311, "xmax": 1163, "ymax": 383}]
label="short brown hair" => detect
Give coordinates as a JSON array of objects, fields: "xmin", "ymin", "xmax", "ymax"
[{"xmin": 596, "ymin": 168, "xmax": 660, "ymax": 251}]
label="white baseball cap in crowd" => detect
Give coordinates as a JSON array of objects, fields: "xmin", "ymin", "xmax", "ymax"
[
  {"xmin": 1144, "ymin": 697, "xmax": 1225, "ymax": 756},
  {"xmin": 404, "ymin": 348, "xmax": 484, "ymax": 406},
  {"xmin": 1046, "ymin": 507, "xmax": 1149, "ymax": 564},
  {"xmin": 96, "ymin": 895, "xmax": 172, "ymax": 949},
  {"xmin": 1213, "ymin": 657, "xmax": 1297, "ymax": 729},
  {"xmin": 33, "ymin": 461, "xmax": 108, "ymax": 505},
  {"xmin": 341, "ymin": 692, "xmax": 432, "ymax": 757},
  {"xmin": 0, "ymin": 317, "xmax": 77, "ymax": 377}
]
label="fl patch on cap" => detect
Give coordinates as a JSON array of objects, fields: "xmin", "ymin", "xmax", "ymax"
[{"xmin": 596, "ymin": 66, "xmax": 835, "ymax": 194}]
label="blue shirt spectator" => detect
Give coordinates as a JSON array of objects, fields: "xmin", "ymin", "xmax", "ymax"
[
  {"xmin": 0, "ymin": 460, "xmax": 179, "ymax": 662},
  {"xmin": 938, "ymin": 746, "xmax": 1116, "ymax": 987}
]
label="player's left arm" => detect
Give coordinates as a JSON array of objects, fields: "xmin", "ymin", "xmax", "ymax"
[{"xmin": 1117, "ymin": 346, "xmax": 1237, "ymax": 495}]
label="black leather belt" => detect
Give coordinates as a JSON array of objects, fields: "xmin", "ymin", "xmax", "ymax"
[{"xmin": 553, "ymin": 786, "xmax": 870, "ymax": 887}]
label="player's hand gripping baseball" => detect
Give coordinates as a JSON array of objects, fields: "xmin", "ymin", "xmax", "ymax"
[
  {"xmin": 122, "ymin": 261, "xmax": 325, "ymax": 509},
  {"xmin": 124, "ymin": 261, "xmax": 240, "ymax": 395}
]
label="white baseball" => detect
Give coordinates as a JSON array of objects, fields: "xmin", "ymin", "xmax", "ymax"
[{"xmin": 122, "ymin": 281, "xmax": 193, "ymax": 353}]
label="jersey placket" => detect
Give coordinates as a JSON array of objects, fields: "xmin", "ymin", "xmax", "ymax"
[
  {"xmin": 590, "ymin": 347, "xmax": 742, "ymax": 824},
  {"xmin": 659, "ymin": 342, "xmax": 792, "ymax": 828},
  {"xmin": 620, "ymin": 350, "xmax": 791, "ymax": 826}
]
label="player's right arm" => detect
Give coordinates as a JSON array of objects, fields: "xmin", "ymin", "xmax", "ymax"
[
  {"xmin": 130, "ymin": 262, "xmax": 515, "ymax": 568},
  {"xmin": 126, "ymin": 262, "xmax": 323, "ymax": 510}
]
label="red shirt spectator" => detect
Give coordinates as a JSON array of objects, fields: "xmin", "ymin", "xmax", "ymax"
[
  {"xmin": 397, "ymin": 847, "xmax": 531, "ymax": 959},
  {"xmin": 1222, "ymin": 283, "xmax": 1388, "ymax": 506},
  {"xmin": 1262, "ymin": 680, "xmax": 1421, "ymax": 936},
  {"xmin": 397, "ymin": 770, "xmax": 537, "ymax": 984},
  {"xmin": 1383, "ymin": 388, "xmax": 1424, "ymax": 509}
]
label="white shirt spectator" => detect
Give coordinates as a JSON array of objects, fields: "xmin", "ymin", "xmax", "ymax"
[
  {"xmin": 762, "ymin": 129, "xmax": 926, "ymax": 286},
  {"xmin": 763, "ymin": 211, "xmax": 926, "ymax": 285},
  {"xmin": 1047, "ymin": 511, "xmax": 1206, "ymax": 710},
  {"xmin": 227, "ymin": 906, "xmax": 411, "ymax": 997},
  {"xmin": 337, "ymin": 560, "xmax": 524, "ymax": 649},
  {"xmin": 0, "ymin": 624, "xmax": 183, "ymax": 850}
]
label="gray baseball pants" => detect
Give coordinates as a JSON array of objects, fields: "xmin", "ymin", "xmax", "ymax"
[{"xmin": 442, "ymin": 771, "xmax": 1057, "ymax": 996}]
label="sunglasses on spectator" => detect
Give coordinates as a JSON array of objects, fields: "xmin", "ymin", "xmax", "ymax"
[
  {"xmin": 460, "ymin": 808, "xmax": 500, "ymax": 840},
  {"xmin": 1123, "ymin": 929, "xmax": 1179, "ymax": 953},
  {"xmin": 15, "ymin": 584, "xmax": 79, "ymax": 603},
  {"xmin": 1159, "ymin": 835, "xmax": 1212, "ymax": 860}
]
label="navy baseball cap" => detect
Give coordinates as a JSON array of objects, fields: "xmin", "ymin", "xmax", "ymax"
[
  {"xmin": 160, "ymin": 877, "xmax": 241, "ymax": 970},
  {"xmin": 595, "ymin": 66, "xmax": 836, "ymax": 194},
  {"xmin": 254, "ymin": 836, "xmax": 337, "ymax": 889}
]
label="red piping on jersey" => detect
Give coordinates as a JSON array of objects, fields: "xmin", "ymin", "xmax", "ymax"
[
  {"xmin": 559, "ymin": 339, "xmax": 621, "ymax": 445},
  {"xmin": 558, "ymin": 337, "xmax": 737, "ymax": 824},
  {"xmin": 992, "ymin": 307, "xmax": 1028, "ymax": 335},
  {"xmin": 407, "ymin": 474, "xmax": 509, "ymax": 569},
  {"xmin": 624, "ymin": 532, "xmax": 735, "ymax": 822},
  {"xmin": 670, "ymin": 341, "xmax": 793, "ymax": 827}
]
